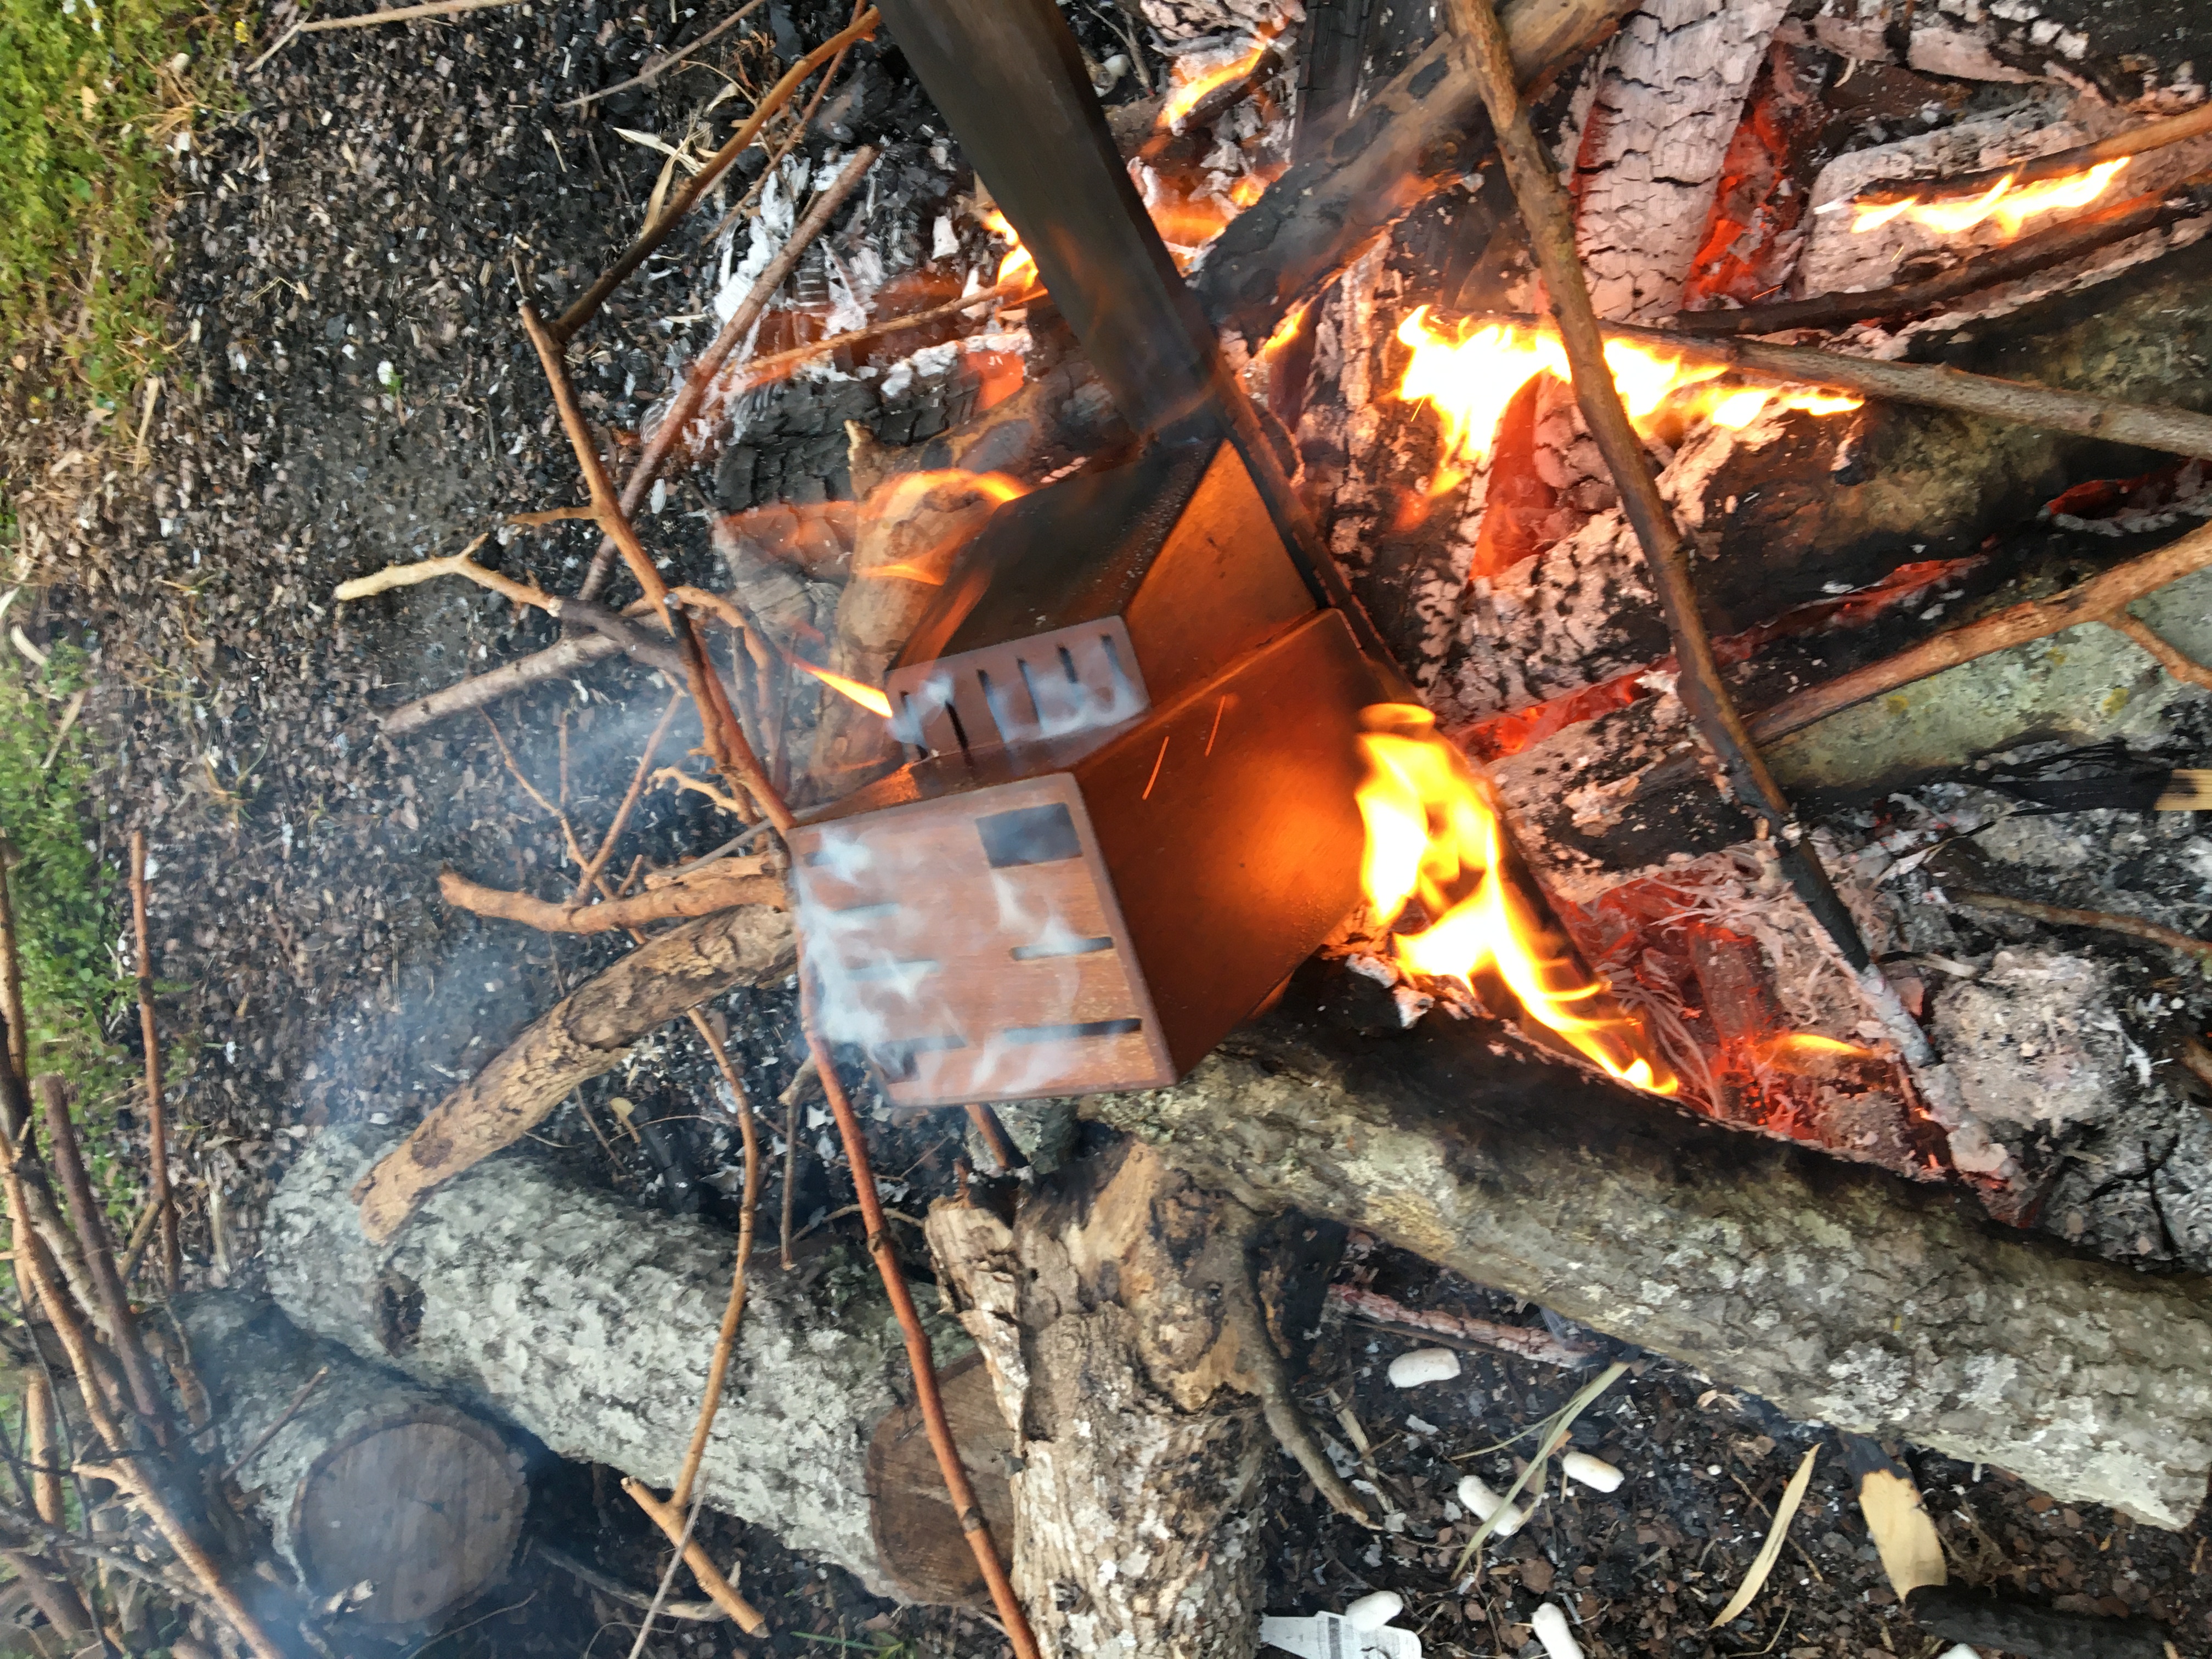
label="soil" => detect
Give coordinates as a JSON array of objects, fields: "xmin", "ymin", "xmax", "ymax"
[{"xmin": 2, "ymin": 0, "xmax": 2211, "ymax": 1654}]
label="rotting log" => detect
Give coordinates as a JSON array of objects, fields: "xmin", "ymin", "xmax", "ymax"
[
  {"xmin": 268, "ymin": 1129, "xmax": 1013, "ymax": 1604},
  {"xmin": 353, "ymin": 906, "xmax": 795, "ymax": 1243},
  {"xmin": 1084, "ymin": 968, "xmax": 2212, "ymax": 1531},
  {"xmin": 925, "ymin": 1141, "xmax": 1343, "ymax": 1659},
  {"xmin": 173, "ymin": 1292, "xmax": 526, "ymax": 1629},
  {"xmin": 1195, "ymin": 0, "xmax": 1638, "ymax": 348}
]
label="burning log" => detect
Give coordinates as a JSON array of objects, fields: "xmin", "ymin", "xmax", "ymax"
[
  {"xmin": 1086, "ymin": 974, "xmax": 2212, "ymax": 1530},
  {"xmin": 267, "ymin": 1129, "xmax": 1015, "ymax": 1605},
  {"xmin": 1194, "ymin": 0, "xmax": 1639, "ymax": 348},
  {"xmin": 173, "ymin": 1293, "xmax": 527, "ymax": 1630}
]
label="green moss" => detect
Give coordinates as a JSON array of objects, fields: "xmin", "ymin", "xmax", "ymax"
[
  {"xmin": 0, "ymin": 0, "xmax": 241, "ymax": 405},
  {"xmin": 0, "ymin": 642, "xmax": 133, "ymax": 1148}
]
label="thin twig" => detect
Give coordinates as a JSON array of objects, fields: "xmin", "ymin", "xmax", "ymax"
[
  {"xmin": 624, "ymin": 1491, "xmax": 709, "ymax": 1658},
  {"xmin": 218, "ymin": 1366, "xmax": 330, "ymax": 1483},
  {"xmin": 801, "ymin": 973, "xmax": 1042, "ymax": 1659},
  {"xmin": 0, "ymin": 857, "xmax": 30, "ymax": 1116},
  {"xmin": 670, "ymin": 1012, "xmax": 763, "ymax": 1510},
  {"xmin": 247, "ymin": 0, "xmax": 526, "ymax": 72},
  {"xmin": 520, "ymin": 304, "xmax": 793, "ymax": 836},
  {"xmin": 779, "ymin": 1066, "xmax": 805, "ymax": 1270},
  {"xmin": 563, "ymin": 0, "xmax": 772, "ymax": 110},
  {"xmin": 128, "ymin": 832, "xmax": 176, "ymax": 1290},
  {"xmin": 622, "ymin": 1479, "xmax": 766, "ymax": 1632},
  {"xmin": 530, "ymin": 1539, "xmax": 725, "ymax": 1621},
  {"xmin": 1853, "ymin": 102, "xmax": 2212, "ymax": 206},
  {"xmin": 78, "ymin": 1460, "xmax": 287, "ymax": 1659},
  {"xmin": 574, "ymin": 145, "xmax": 879, "ymax": 606},
  {"xmin": 1328, "ymin": 1286, "xmax": 1602, "ymax": 1368},
  {"xmin": 1443, "ymin": 0, "xmax": 1873, "ymax": 968},
  {"xmin": 1675, "ymin": 170, "xmax": 2212, "ymax": 336},
  {"xmin": 708, "ymin": 278, "xmax": 1035, "ymax": 397},
  {"xmin": 962, "ymin": 1103, "xmax": 1022, "ymax": 1173},
  {"xmin": 573, "ymin": 691, "xmax": 686, "ymax": 904},
  {"xmin": 552, "ymin": 9, "xmax": 880, "ymax": 345},
  {"xmin": 1950, "ymin": 891, "xmax": 2212, "ymax": 962}
]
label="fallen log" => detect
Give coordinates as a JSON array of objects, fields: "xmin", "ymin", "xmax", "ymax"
[
  {"xmin": 352, "ymin": 906, "xmax": 795, "ymax": 1243},
  {"xmin": 1084, "ymin": 969, "xmax": 2212, "ymax": 1531},
  {"xmin": 268, "ymin": 1128, "xmax": 1013, "ymax": 1604},
  {"xmin": 174, "ymin": 1292, "xmax": 526, "ymax": 1629}
]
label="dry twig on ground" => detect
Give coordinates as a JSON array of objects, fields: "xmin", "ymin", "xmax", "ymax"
[
  {"xmin": 438, "ymin": 864, "xmax": 783, "ymax": 933},
  {"xmin": 129, "ymin": 830, "xmax": 177, "ymax": 1289},
  {"xmin": 1951, "ymin": 892, "xmax": 2212, "ymax": 963}
]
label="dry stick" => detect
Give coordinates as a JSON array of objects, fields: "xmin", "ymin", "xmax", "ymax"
[
  {"xmin": 800, "ymin": 974, "xmax": 1041, "ymax": 1659},
  {"xmin": 669, "ymin": 1013, "xmax": 763, "ymax": 1510},
  {"xmin": 551, "ymin": 9, "xmax": 880, "ymax": 346},
  {"xmin": 1608, "ymin": 317, "xmax": 2212, "ymax": 460},
  {"xmin": 1674, "ymin": 171, "xmax": 2212, "ymax": 336},
  {"xmin": 563, "ymin": 0, "xmax": 772, "ymax": 110},
  {"xmin": 521, "ymin": 303, "xmax": 794, "ymax": 837},
  {"xmin": 1724, "ymin": 520, "xmax": 2212, "ymax": 755},
  {"xmin": 438, "ymin": 866, "xmax": 781, "ymax": 933},
  {"xmin": 1951, "ymin": 892, "xmax": 2212, "ymax": 962},
  {"xmin": 381, "ymin": 635, "xmax": 625, "ymax": 735},
  {"xmin": 2105, "ymin": 609, "xmax": 2212, "ymax": 691},
  {"xmin": 0, "ymin": 858, "xmax": 28, "ymax": 1124},
  {"xmin": 624, "ymin": 1491, "xmax": 709, "ymax": 1658},
  {"xmin": 127, "ymin": 833, "xmax": 176, "ymax": 1291},
  {"xmin": 699, "ymin": 0, "xmax": 862, "ymax": 255},
  {"xmin": 620, "ymin": 1479, "xmax": 765, "ymax": 1632},
  {"xmin": 217, "ymin": 1365, "xmax": 330, "ymax": 1485},
  {"xmin": 1855, "ymin": 100, "xmax": 2212, "ymax": 205},
  {"xmin": 962, "ymin": 1103, "xmax": 1021, "ymax": 1173},
  {"xmin": 572, "ymin": 691, "xmax": 686, "ymax": 904},
  {"xmin": 22, "ymin": 1378, "xmax": 60, "ymax": 1530},
  {"xmin": 574, "ymin": 145, "xmax": 880, "ymax": 606},
  {"xmin": 245, "ymin": 0, "xmax": 525, "ymax": 71},
  {"xmin": 777, "ymin": 1065, "xmax": 807, "ymax": 1270},
  {"xmin": 1444, "ymin": 0, "xmax": 1875, "ymax": 969},
  {"xmin": 707, "ymin": 275, "xmax": 1035, "ymax": 393},
  {"xmin": 36, "ymin": 1078, "xmax": 172, "ymax": 1441},
  {"xmin": 334, "ymin": 538, "xmax": 690, "ymax": 678}
]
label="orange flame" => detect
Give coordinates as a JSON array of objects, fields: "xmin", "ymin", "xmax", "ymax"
[
  {"xmin": 1356, "ymin": 704, "xmax": 1675, "ymax": 1094},
  {"xmin": 1753, "ymin": 1032, "xmax": 1876, "ymax": 1073},
  {"xmin": 1395, "ymin": 308, "xmax": 1860, "ymax": 494},
  {"xmin": 1159, "ymin": 26, "xmax": 1281, "ymax": 129},
  {"xmin": 1850, "ymin": 159, "xmax": 2128, "ymax": 237},
  {"xmin": 797, "ymin": 660, "xmax": 892, "ymax": 718},
  {"xmin": 978, "ymin": 207, "xmax": 1036, "ymax": 289}
]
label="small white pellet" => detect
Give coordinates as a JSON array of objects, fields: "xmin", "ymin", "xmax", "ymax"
[
  {"xmin": 1456, "ymin": 1474, "xmax": 1528, "ymax": 1537},
  {"xmin": 1937, "ymin": 1647, "xmax": 1981, "ymax": 1659},
  {"xmin": 1386, "ymin": 1347, "xmax": 1462, "ymax": 1387},
  {"xmin": 1533, "ymin": 1604, "xmax": 1582, "ymax": 1659},
  {"xmin": 1561, "ymin": 1451, "xmax": 1624, "ymax": 1492},
  {"xmin": 1344, "ymin": 1590, "xmax": 1403, "ymax": 1630}
]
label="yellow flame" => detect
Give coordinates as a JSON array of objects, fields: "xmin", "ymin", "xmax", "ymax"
[
  {"xmin": 797, "ymin": 660, "xmax": 892, "ymax": 718},
  {"xmin": 978, "ymin": 207, "xmax": 1036, "ymax": 289},
  {"xmin": 1356, "ymin": 704, "xmax": 1675, "ymax": 1094},
  {"xmin": 1395, "ymin": 307, "xmax": 1860, "ymax": 492},
  {"xmin": 1850, "ymin": 159, "xmax": 2129, "ymax": 237},
  {"xmin": 1159, "ymin": 28, "xmax": 1279, "ymax": 128}
]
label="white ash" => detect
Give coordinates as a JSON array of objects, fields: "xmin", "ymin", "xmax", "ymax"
[
  {"xmin": 1137, "ymin": 0, "xmax": 1300, "ymax": 46},
  {"xmin": 1561, "ymin": 0, "xmax": 1791, "ymax": 323},
  {"xmin": 1931, "ymin": 949, "xmax": 2146, "ymax": 1132}
]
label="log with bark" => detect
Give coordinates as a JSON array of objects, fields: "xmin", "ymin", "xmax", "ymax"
[
  {"xmin": 1083, "ymin": 966, "xmax": 2212, "ymax": 1531},
  {"xmin": 269, "ymin": 1127, "xmax": 1013, "ymax": 1605},
  {"xmin": 173, "ymin": 1292, "xmax": 527, "ymax": 1629},
  {"xmin": 924, "ymin": 1140, "xmax": 1348, "ymax": 1659}
]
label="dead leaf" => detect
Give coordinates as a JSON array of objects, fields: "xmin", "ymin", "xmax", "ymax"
[{"xmin": 1710, "ymin": 1446, "xmax": 1818, "ymax": 1628}]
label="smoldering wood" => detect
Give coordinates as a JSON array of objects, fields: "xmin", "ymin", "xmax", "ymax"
[
  {"xmin": 1082, "ymin": 975, "xmax": 2212, "ymax": 1530},
  {"xmin": 267, "ymin": 1127, "xmax": 1013, "ymax": 1604},
  {"xmin": 352, "ymin": 906, "xmax": 795, "ymax": 1244},
  {"xmin": 926, "ymin": 1141, "xmax": 1303, "ymax": 1659},
  {"xmin": 1195, "ymin": 0, "xmax": 1639, "ymax": 349},
  {"xmin": 173, "ymin": 1293, "xmax": 526, "ymax": 1629}
]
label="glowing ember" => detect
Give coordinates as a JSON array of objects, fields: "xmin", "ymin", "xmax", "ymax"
[
  {"xmin": 1159, "ymin": 27, "xmax": 1280, "ymax": 129},
  {"xmin": 1394, "ymin": 308, "xmax": 1860, "ymax": 493},
  {"xmin": 1356, "ymin": 704, "xmax": 1676, "ymax": 1094},
  {"xmin": 978, "ymin": 207, "xmax": 1036, "ymax": 289},
  {"xmin": 797, "ymin": 660, "xmax": 893, "ymax": 718},
  {"xmin": 1850, "ymin": 159, "xmax": 2129, "ymax": 237}
]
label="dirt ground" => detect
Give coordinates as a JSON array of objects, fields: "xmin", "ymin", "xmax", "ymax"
[{"xmin": 2, "ymin": 0, "xmax": 2211, "ymax": 1655}]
